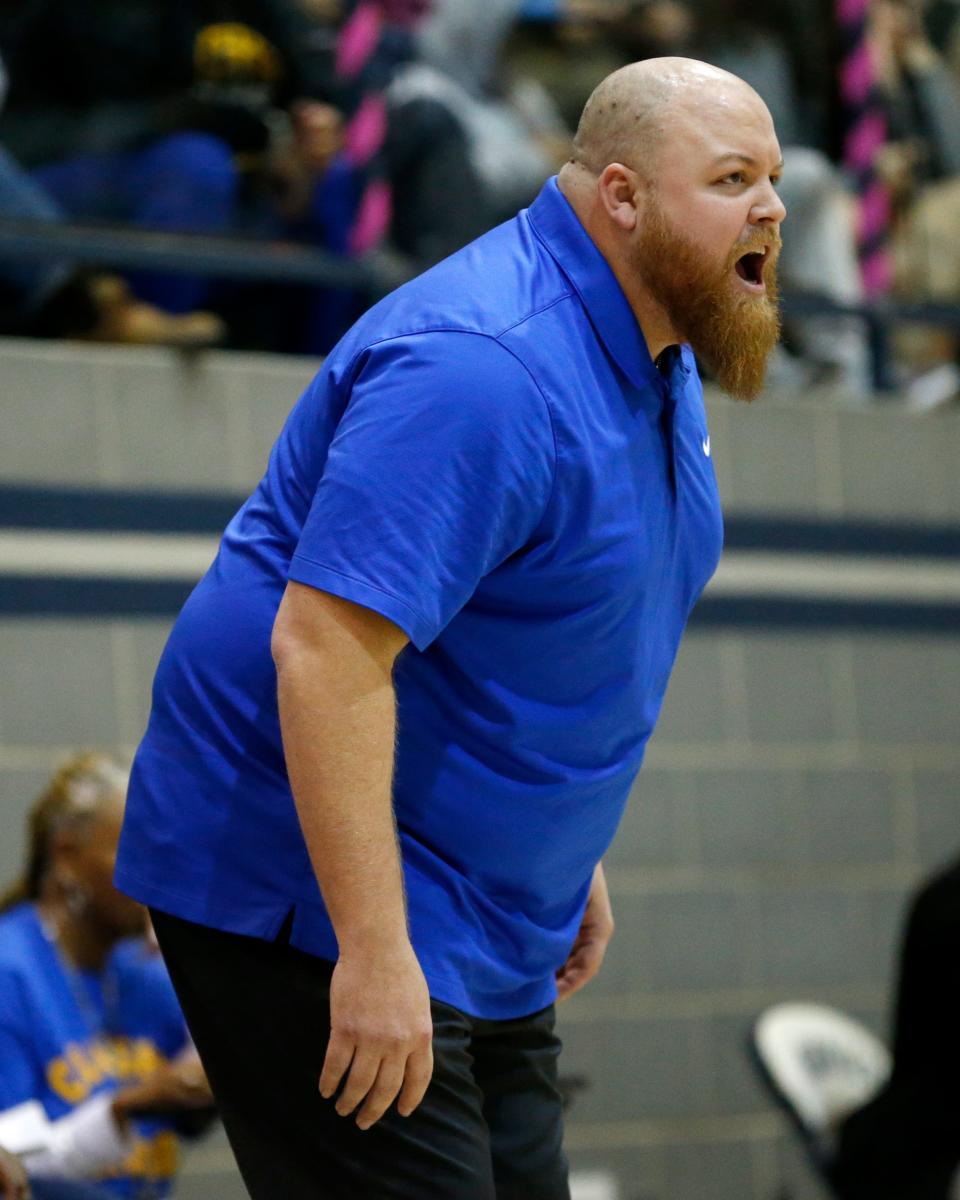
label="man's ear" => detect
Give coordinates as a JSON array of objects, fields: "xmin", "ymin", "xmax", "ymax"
[{"xmin": 597, "ymin": 163, "xmax": 642, "ymax": 232}]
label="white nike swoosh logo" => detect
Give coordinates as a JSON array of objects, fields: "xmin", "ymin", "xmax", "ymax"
[{"xmin": 702, "ymin": 436, "xmax": 711, "ymax": 457}]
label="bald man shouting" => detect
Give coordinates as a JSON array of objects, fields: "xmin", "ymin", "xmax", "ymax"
[{"xmin": 117, "ymin": 58, "xmax": 785, "ymax": 1200}]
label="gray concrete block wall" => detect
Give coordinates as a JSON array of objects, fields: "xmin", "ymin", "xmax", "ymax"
[
  {"xmin": 707, "ymin": 389, "xmax": 960, "ymax": 519},
  {"xmin": 2, "ymin": 338, "xmax": 959, "ymax": 1200},
  {"xmin": 0, "ymin": 338, "xmax": 316, "ymax": 491}
]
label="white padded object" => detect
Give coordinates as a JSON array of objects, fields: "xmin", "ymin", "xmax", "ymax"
[
  {"xmin": 0, "ymin": 1095, "xmax": 130, "ymax": 1179},
  {"xmin": 753, "ymin": 1003, "xmax": 892, "ymax": 1148}
]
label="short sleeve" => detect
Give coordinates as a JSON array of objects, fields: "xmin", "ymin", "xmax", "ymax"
[{"xmin": 288, "ymin": 331, "xmax": 556, "ymax": 650}]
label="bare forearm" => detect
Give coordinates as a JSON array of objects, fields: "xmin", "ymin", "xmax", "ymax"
[
  {"xmin": 274, "ymin": 603, "xmax": 409, "ymax": 952},
  {"xmin": 277, "ymin": 650, "xmax": 407, "ymax": 949}
]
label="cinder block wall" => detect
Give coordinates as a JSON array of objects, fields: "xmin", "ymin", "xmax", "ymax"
[{"xmin": 1, "ymin": 337, "xmax": 958, "ymax": 1200}]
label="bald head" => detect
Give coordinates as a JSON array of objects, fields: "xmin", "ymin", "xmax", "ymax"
[{"xmin": 571, "ymin": 57, "xmax": 767, "ymax": 178}]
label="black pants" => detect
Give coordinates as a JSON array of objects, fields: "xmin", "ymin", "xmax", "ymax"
[
  {"xmin": 151, "ymin": 909, "xmax": 570, "ymax": 1200},
  {"xmin": 830, "ymin": 859, "xmax": 960, "ymax": 1199}
]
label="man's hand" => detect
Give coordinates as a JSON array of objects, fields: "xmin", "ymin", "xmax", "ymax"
[
  {"xmin": 320, "ymin": 941, "xmax": 433, "ymax": 1130},
  {"xmin": 0, "ymin": 1145, "xmax": 29, "ymax": 1200},
  {"xmin": 555, "ymin": 862, "xmax": 615, "ymax": 1001}
]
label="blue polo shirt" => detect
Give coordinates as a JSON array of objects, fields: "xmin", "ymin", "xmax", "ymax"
[{"xmin": 116, "ymin": 177, "xmax": 723, "ymax": 1019}]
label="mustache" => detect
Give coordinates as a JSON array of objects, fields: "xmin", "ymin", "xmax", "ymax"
[{"xmin": 729, "ymin": 231, "xmax": 783, "ymax": 266}]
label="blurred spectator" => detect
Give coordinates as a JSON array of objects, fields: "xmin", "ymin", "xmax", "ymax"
[
  {"xmin": 414, "ymin": 0, "xmax": 569, "ymax": 213},
  {"xmin": 830, "ymin": 856, "xmax": 960, "ymax": 1199},
  {"xmin": 870, "ymin": 0, "xmax": 960, "ymax": 303},
  {"xmin": 0, "ymin": 54, "xmax": 224, "ymax": 345},
  {"xmin": 290, "ymin": 0, "xmax": 514, "ymax": 274},
  {"xmin": 691, "ymin": 0, "xmax": 873, "ymax": 395},
  {"xmin": 0, "ymin": 753, "xmax": 215, "ymax": 1198},
  {"xmin": 381, "ymin": 0, "xmax": 571, "ymax": 265},
  {"xmin": 267, "ymin": 0, "xmax": 433, "ymax": 349},
  {"xmin": 297, "ymin": 0, "xmax": 511, "ymax": 268},
  {"xmin": 872, "ymin": 0, "xmax": 960, "ymax": 192},
  {"xmin": 0, "ymin": 1, "xmax": 364, "ymax": 351}
]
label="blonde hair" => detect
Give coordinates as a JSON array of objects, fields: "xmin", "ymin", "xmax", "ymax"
[{"xmin": 0, "ymin": 751, "xmax": 128, "ymax": 913}]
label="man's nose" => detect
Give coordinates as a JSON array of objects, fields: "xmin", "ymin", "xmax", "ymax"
[{"xmin": 750, "ymin": 181, "xmax": 787, "ymax": 226}]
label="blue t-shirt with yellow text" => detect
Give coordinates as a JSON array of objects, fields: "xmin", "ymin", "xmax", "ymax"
[{"xmin": 0, "ymin": 903, "xmax": 189, "ymax": 1197}]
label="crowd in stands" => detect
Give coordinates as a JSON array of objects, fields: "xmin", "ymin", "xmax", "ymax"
[{"xmin": 0, "ymin": 0, "xmax": 958, "ymax": 399}]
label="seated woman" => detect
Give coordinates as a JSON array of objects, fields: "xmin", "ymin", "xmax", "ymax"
[{"xmin": 0, "ymin": 752, "xmax": 215, "ymax": 1198}]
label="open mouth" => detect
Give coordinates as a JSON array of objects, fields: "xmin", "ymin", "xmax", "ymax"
[{"xmin": 734, "ymin": 248, "xmax": 768, "ymax": 289}]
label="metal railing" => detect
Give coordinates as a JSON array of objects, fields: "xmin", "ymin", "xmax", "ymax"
[
  {"xmin": 780, "ymin": 290, "xmax": 960, "ymax": 392},
  {"xmin": 0, "ymin": 218, "xmax": 411, "ymax": 295}
]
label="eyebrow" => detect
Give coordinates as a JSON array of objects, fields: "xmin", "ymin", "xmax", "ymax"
[{"xmin": 713, "ymin": 153, "xmax": 785, "ymax": 172}]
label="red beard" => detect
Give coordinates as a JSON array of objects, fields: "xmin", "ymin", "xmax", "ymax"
[{"xmin": 632, "ymin": 198, "xmax": 782, "ymax": 401}]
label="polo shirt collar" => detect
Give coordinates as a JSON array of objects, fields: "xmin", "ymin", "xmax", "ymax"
[{"xmin": 527, "ymin": 176, "xmax": 660, "ymax": 392}]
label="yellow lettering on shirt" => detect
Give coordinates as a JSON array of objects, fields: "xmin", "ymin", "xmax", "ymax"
[
  {"xmin": 46, "ymin": 1037, "xmax": 169, "ymax": 1104},
  {"xmin": 91, "ymin": 1041, "xmax": 117, "ymax": 1079},
  {"xmin": 46, "ymin": 1054, "xmax": 87, "ymax": 1105},
  {"xmin": 109, "ymin": 1039, "xmax": 132, "ymax": 1078},
  {"xmin": 67, "ymin": 1044, "xmax": 101, "ymax": 1090}
]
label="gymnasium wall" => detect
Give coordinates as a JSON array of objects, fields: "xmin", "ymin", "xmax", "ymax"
[{"xmin": 1, "ymin": 336, "xmax": 958, "ymax": 1200}]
